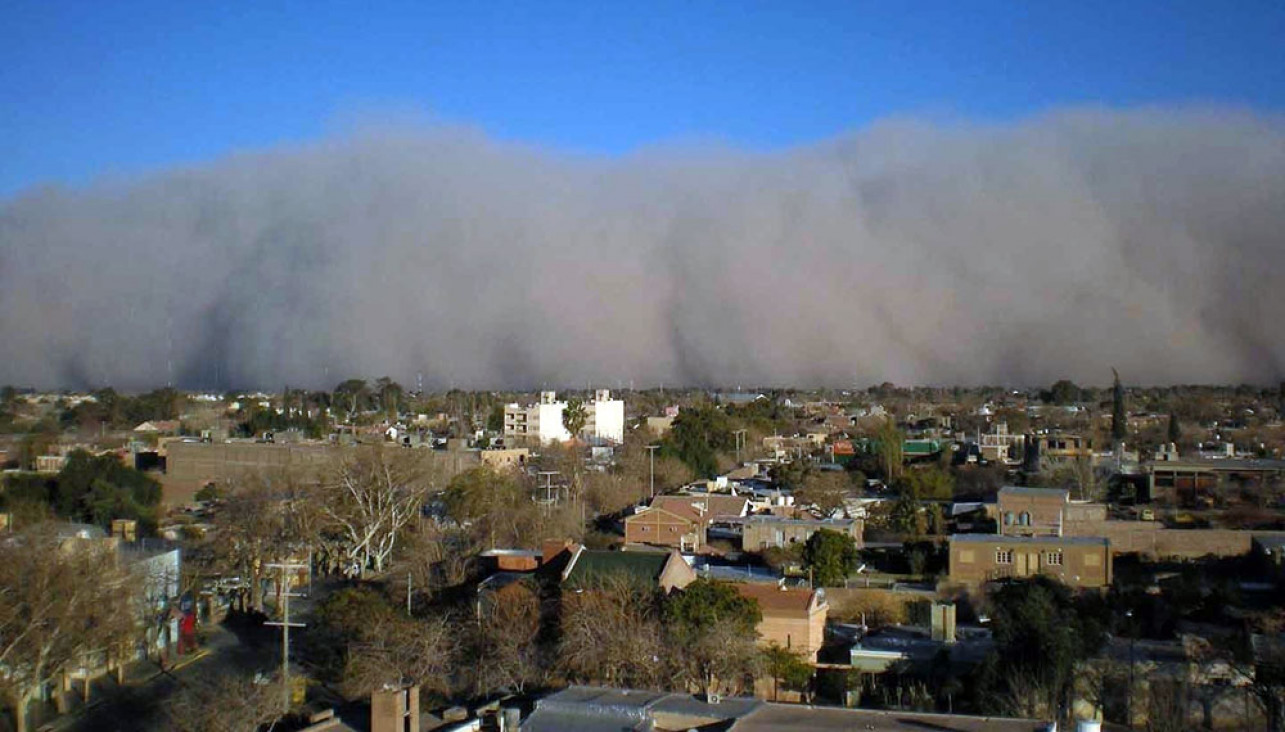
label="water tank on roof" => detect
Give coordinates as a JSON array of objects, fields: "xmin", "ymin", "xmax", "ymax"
[{"xmin": 1076, "ymin": 721, "xmax": 1101, "ymax": 732}]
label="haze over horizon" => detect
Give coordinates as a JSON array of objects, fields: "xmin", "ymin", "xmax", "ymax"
[{"xmin": 2, "ymin": 3, "xmax": 1283, "ymax": 390}]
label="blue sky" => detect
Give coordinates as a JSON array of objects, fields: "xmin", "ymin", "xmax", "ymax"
[{"xmin": 3, "ymin": 0, "xmax": 1283, "ymax": 195}]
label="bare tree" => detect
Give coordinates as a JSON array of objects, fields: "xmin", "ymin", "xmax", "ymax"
[
  {"xmin": 162, "ymin": 670, "xmax": 281, "ymax": 732},
  {"xmin": 205, "ymin": 470, "xmax": 300, "ymax": 612},
  {"xmin": 559, "ymin": 578, "xmax": 667, "ymax": 690},
  {"xmin": 466, "ymin": 585, "xmax": 545, "ymax": 696},
  {"xmin": 343, "ymin": 612, "xmax": 455, "ymax": 700},
  {"xmin": 314, "ymin": 447, "xmax": 440, "ymax": 577},
  {"xmin": 0, "ymin": 526, "xmax": 138, "ymax": 732}
]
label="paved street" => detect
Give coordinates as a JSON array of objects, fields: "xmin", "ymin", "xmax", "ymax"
[{"xmin": 54, "ymin": 621, "xmax": 281, "ymax": 732}]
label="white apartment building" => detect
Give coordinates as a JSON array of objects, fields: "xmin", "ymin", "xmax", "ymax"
[{"xmin": 503, "ymin": 390, "xmax": 624, "ymax": 445}]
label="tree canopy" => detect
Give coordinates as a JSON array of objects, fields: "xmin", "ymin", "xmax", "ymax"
[
  {"xmin": 663, "ymin": 404, "xmax": 733, "ymax": 477},
  {"xmin": 802, "ymin": 528, "xmax": 860, "ymax": 586},
  {"xmin": 975, "ymin": 576, "xmax": 1107, "ymax": 721}
]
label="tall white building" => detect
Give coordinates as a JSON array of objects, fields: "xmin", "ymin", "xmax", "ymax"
[
  {"xmin": 503, "ymin": 389, "xmax": 625, "ymax": 445},
  {"xmin": 586, "ymin": 389, "xmax": 625, "ymax": 443}
]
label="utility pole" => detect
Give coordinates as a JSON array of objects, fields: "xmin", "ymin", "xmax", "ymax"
[
  {"xmin": 537, "ymin": 471, "xmax": 560, "ymax": 516},
  {"xmin": 645, "ymin": 445, "xmax": 659, "ymax": 499},
  {"xmin": 733, "ymin": 429, "xmax": 747, "ymax": 465},
  {"xmin": 264, "ymin": 562, "xmax": 307, "ymax": 715}
]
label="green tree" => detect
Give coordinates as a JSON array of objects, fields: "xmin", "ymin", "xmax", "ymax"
[
  {"xmin": 663, "ymin": 404, "xmax": 733, "ymax": 477},
  {"xmin": 486, "ymin": 404, "xmax": 505, "ymax": 433},
  {"xmin": 1044, "ymin": 380, "xmax": 1083, "ymax": 405},
  {"xmin": 888, "ymin": 491, "xmax": 924, "ymax": 537},
  {"xmin": 562, "ymin": 397, "xmax": 588, "ymax": 439},
  {"xmin": 1166, "ymin": 412, "xmax": 1181, "ymax": 444},
  {"xmin": 55, "ymin": 450, "xmax": 162, "ymax": 533},
  {"xmin": 374, "ymin": 377, "xmax": 403, "ymax": 419},
  {"xmin": 901, "ymin": 466, "xmax": 954, "ymax": 501},
  {"xmin": 875, "ymin": 418, "xmax": 904, "ymax": 480},
  {"xmin": 974, "ymin": 577, "xmax": 1107, "ymax": 721},
  {"xmin": 333, "ymin": 379, "xmax": 371, "ymax": 420},
  {"xmin": 802, "ymin": 528, "xmax": 860, "ymax": 586},
  {"xmin": 761, "ymin": 643, "xmax": 813, "ymax": 701},
  {"xmin": 1111, "ymin": 368, "xmax": 1127, "ymax": 442},
  {"xmin": 664, "ymin": 579, "xmax": 762, "ymax": 697}
]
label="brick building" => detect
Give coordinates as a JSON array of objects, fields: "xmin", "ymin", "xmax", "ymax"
[
  {"xmin": 948, "ymin": 534, "xmax": 1112, "ymax": 589},
  {"xmin": 996, "ymin": 486, "xmax": 1069, "ymax": 536},
  {"xmin": 624, "ymin": 505, "xmax": 703, "ymax": 550},
  {"xmin": 733, "ymin": 583, "xmax": 829, "ymax": 662}
]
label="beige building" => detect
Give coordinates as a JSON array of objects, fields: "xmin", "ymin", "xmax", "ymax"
[
  {"xmin": 734, "ymin": 583, "xmax": 828, "ymax": 662},
  {"xmin": 741, "ymin": 516, "xmax": 862, "ymax": 551},
  {"xmin": 997, "ymin": 486, "xmax": 1069, "ymax": 536},
  {"xmin": 997, "ymin": 486, "xmax": 1108, "ymax": 537},
  {"xmin": 948, "ymin": 534, "xmax": 1112, "ymax": 589}
]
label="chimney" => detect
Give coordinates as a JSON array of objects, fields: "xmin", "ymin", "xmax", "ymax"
[
  {"xmin": 370, "ymin": 685, "xmax": 419, "ymax": 732},
  {"xmin": 930, "ymin": 601, "xmax": 957, "ymax": 644}
]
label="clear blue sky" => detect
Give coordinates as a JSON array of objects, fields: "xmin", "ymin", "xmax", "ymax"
[{"xmin": 3, "ymin": 0, "xmax": 1283, "ymax": 195}]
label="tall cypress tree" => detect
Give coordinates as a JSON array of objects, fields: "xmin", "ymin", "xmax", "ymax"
[
  {"xmin": 1111, "ymin": 368, "xmax": 1127, "ymax": 442},
  {"xmin": 1167, "ymin": 412, "xmax": 1181, "ymax": 444}
]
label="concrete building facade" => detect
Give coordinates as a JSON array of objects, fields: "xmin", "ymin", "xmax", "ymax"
[
  {"xmin": 741, "ymin": 516, "xmax": 863, "ymax": 551},
  {"xmin": 503, "ymin": 390, "xmax": 626, "ymax": 445},
  {"xmin": 948, "ymin": 534, "xmax": 1112, "ymax": 589}
]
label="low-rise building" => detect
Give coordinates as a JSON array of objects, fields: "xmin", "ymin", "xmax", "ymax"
[
  {"xmin": 520, "ymin": 685, "xmax": 1049, "ymax": 731},
  {"xmin": 997, "ymin": 486, "xmax": 1069, "ymax": 536},
  {"xmin": 560, "ymin": 547, "xmax": 696, "ymax": 593},
  {"xmin": 948, "ymin": 534, "xmax": 1112, "ymax": 589},
  {"xmin": 741, "ymin": 515, "xmax": 862, "ymax": 551},
  {"xmin": 624, "ymin": 504, "xmax": 703, "ymax": 551},
  {"xmin": 733, "ymin": 583, "xmax": 828, "ymax": 662}
]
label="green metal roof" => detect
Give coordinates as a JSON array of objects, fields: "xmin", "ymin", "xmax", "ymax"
[{"xmin": 564, "ymin": 549, "xmax": 670, "ymax": 589}]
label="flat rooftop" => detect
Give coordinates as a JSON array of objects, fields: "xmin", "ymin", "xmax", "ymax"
[{"xmin": 950, "ymin": 534, "xmax": 1109, "ymax": 547}]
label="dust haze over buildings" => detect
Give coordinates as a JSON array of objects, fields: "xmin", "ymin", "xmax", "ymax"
[{"xmin": 1, "ymin": 107, "xmax": 1282, "ymax": 392}]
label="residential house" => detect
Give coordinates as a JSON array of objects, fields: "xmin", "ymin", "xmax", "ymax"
[
  {"xmin": 978, "ymin": 421, "xmax": 1025, "ymax": 464},
  {"xmin": 734, "ymin": 583, "xmax": 828, "ymax": 663},
  {"xmin": 626, "ymin": 494, "xmax": 751, "ymax": 550},
  {"xmin": 947, "ymin": 534, "xmax": 1112, "ymax": 589},
  {"xmin": 133, "ymin": 420, "xmax": 181, "ymax": 435},
  {"xmin": 560, "ymin": 547, "xmax": 696, "ymax": 593},
  {"xmin": 1146, "ymin": 457, "xmax": 1285, "ymax": 505},
  {"xmin": 997, "ymin": 486, "xmax": 1069, "ymax": 536},
  {"xmin": 741, "ymin": 515, "xmax": 862, "ymax": 551},
  {"xmin": 623, "ymin": 504, "xmax": 703, "ymax": 551}
]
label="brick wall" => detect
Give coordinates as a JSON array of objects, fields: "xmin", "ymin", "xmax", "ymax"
[{"xmin": 1093, "ymin": 522, "xmax": 1285, "ymax": 559}]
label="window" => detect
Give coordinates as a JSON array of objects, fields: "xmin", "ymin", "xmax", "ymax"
[
  {"xmin": 995, "ymin": 549, "xmax": 1014, "ymax": 565},
  {"xmin": 1046, "ymin": 551, "xmax": 1063, "ymax": 566},
  {"xmin": 668, "ymin": 526, "xmax": 677, "ymax": 533},
  {"xmin": 1003, "ymin": 512, "xmax": 1014, "ymax": 526},
  {"xmin": 1019, "ymin": 512, "xmax": 1031, "ymax": 526},
  {"xmin": 959, "ymin": 550, "xmax": 975, "ymax": 564}
]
